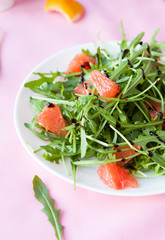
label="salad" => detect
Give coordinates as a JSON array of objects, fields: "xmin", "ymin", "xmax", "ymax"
[{"xmin": 24, "ymin": 25, "xmax": 165, "ymax": 190}]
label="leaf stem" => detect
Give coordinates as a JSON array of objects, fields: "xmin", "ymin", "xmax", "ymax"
[{"xmin": 109, "ymin": 125, "xmax": 147, "ymax": 156}]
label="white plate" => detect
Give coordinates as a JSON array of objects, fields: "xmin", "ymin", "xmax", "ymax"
[{"xmin": 14, "ymin": 41, "xmax": 165, "ymax": 196}]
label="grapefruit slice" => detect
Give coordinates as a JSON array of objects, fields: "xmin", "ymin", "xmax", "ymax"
[
  {"xmin": 37, "ymin": 103, "xmax": 67, "ymax": 137},
  {"xmin": 97, "ymin": 163, "xmax": 138, "ymax": 190},
  {"xmin": 66, "ymin": 53, "xmax": 96, "ymax": 73},
  {"xmin": 145, "ymin": 99, "xmax": 165, "ymax": 119},
  {"xmin": 90, "ymin": 70, "xmax": 120, "ymax": 100},
  {"xmin": 73, "ymin": 80, "xmax": 92, "ymax": 95},
  {"xmin": 115, "ymin": 145, "xmax": 141, "ymax": 167},
  {"xmin": 45, "ymin": 0, "xmax": 84, "ymax": 23}
]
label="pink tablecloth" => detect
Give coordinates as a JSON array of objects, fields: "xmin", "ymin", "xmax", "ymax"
[{"xmin": 1, "ymin": 0, "xmax": 165, "ymax": 239}]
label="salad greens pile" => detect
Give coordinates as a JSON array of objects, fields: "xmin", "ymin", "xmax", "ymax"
[{"xmin": 25, "ymin": 23, "xmax": 165, "ymax": 186}]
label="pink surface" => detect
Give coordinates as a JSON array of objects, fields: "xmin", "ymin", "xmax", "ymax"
[{"xmin": 1, "ymin": 0, "xmax": 165, "ymax": 239}]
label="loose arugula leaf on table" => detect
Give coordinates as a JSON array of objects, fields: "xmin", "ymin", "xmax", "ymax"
[{"xmin": 33, "ymin": 175, "xmax": 63, "ymax": 240}]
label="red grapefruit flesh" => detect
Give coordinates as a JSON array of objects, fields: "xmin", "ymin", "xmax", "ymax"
[
  {"xmin": 153, "ymin": 58, "xmax": 160, "ymax": 68},
  {"xmin": 115, "ymin": 145, "xmax": 141, "ymax": 167},
  {"xmin": 37, "ymin": 104, "xmax": 67, "ymax": 137},
  {"xmin": 145, "ymin": 99, "xmax": 165, "ymax": 128},
  {"xmin": 97, "ymin": 163, "xmax": 138, "ymax": 190},
  {"xmin": 73, "ymin": 80, "xmax": 92, "ymax": 95},
  {"xmin": 145, "ymin": 99, "xmax": 165, "ymax": 119},
  {"xmin": 66, "ymin": 53, "xmax": 96, "ymax": 73},
  {"xmin": 90, "ymin": 70, "xmax": 120, "ymax": 101}
]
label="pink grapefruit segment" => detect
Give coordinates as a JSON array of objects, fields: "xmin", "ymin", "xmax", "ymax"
[
  {"xmin": 115, "ymin": 145, "xmax": 141, "ymax": 167},
  {"xmin": 90, "ymin": 70, "xmax": 120, "ymax": 101},
  {"xmin": 145, "ymin": 99, "xmax": 165, "ymax": 129},
  {"xmin": 37, "ymin": 103, "xmax": 67, "ymax": 137},
  {"xmin": 66, "ymin": 53, "xmax": 96, "ymax": 73},
  {"xmin": 73, "ymin": 80, "xmax": 92, "ymax": 95},
  {"xmin": 145, "ymin": 99, "xmax": 165, "ymax": 120},
  {"xmin": 97, "ymin": 163, "xmax": 138, "ymax": 190}
]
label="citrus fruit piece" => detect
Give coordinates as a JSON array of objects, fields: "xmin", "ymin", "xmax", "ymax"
[
  {"xmin": 73, "ymin": 80, "xmax": 92, "ymax": 95},
  {"xmin": 90, "ymin": 70, "xmax": 120, "ymax": 101},
  {"xmin": 45, "ymin": 0, "xmax": 84, "ymax": 23},
  {"xmin": 97, "ymin": 163, "xmax": 138, "ymax": 190},
  {"xmin": 37, "ymin": 103, "xmax": 67, "ymax": 137},
  {"xmin": 145, "ymin": 99, "xmax": 165, "ymax": 129},
  {"xmin": 145, "ymin": 99, "xmax": 165, "ymax": 119},
  {"xmin": 66, "ymin": 53, "xmax": 96, "ymax": 73},
  {"xmin": 153, "ymin": 58, "xmax": 160, "ymax": 68},
  {"xmin": 114, "ymin": 145, "xmax": 141, "ymax": 167}
]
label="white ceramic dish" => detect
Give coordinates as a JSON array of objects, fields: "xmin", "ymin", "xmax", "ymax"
[{"xmin": 14, "ymin": 41, "xmax": 165, "ymax": 196}]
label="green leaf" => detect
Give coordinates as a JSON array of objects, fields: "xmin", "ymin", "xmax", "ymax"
[
  {"xmin": 129, "ymin": 32, "xmax": 145, "ymax": 49},
  {"xmin": 33, "ymin": 175, "xmax": 63, "ymax": 240},
  {"xmin": 151, "ymin": 152, "xmax": 165, "ymax": 168},
  {"xmin": 134, "ymin": 129, "xmax": 165, "ymax": 150},
  {"xmin": 71, "ymin": 162, "xmax": 77, "ymax": 189},
  {"xmin": 24, "ymin": 72, "xmax": 61, "ymax": 88},
  {"xmin": 31, "ymin": 96, "xmax": 75, "ymax": 106},
  {"xmin": 123, "ymin": 67, "xmax": 145, "ymax": 97},
  {"xmin": 81, "ymin": 118, "xmax": 87, "ymax": 158},
  {"xmin": 119, "ymin": 20, "xmax": 127, "ymax": 50},
  {"xmin": 86, "ymin": 119, "xmax": 97, "ymax": 134},
  {"xmin": 150, "ymin": 29, "xmax": 160, "ymax": 44},
  {"xmin": 52, "ymin": 77, "xmax": 80, "ymax": 93},
  {"xmin": 28, "ymin": 87, "xmax": 58, "ymax": 98},
  {"xmin": 96, "ymin": 47, "xmax": 102, "ymax": 68},
  {"xmin": 82, "ymin": 48, "xmax": 94, "ymax": 56},
  {"xmin": 30, "ymin": 97, "xmax": 45, "ymax": 114}
]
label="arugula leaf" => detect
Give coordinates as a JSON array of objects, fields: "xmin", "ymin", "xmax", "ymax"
[
  {"xmin": 71, "ymin": 162, "xmax": 77, "ymax": 189},
  {"xmin": 151, "ymin": 152, "xmax": 165, "ymax": 168},
  {"xmin": 33, "ymin": 175, "xmax": 63, "ymax": 240},
  {"xmin": 30, "ymin": 97, "xmax": 45, "ymax": 114},
  {"xmin": 24, "ymin": 72, "xmax": 61, "ymax": 88},
  {"xmin": 134, "ymin": 129, "xmax": 165, "ymax": 150},
  {"xmin": 81, "ymin": 118, "xmax": 87, "ymax": 158},
  {"xmin": 129, "ymin": 32, "xmax": 144, "ymax": 50},
  {"xmin": 31, "ymin": 96, "xmax": 75, "ymax": 106},
  {"xmin": 82, "ymin": 48, "xmax": 94, "ymax": 56},
  {"xmin": 119, "ymin": 20, "xmax": 127, "ymax": 51},
  {"xmin": 150, "ymin": 29, "xmax": 160, "ymax": 44}
]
